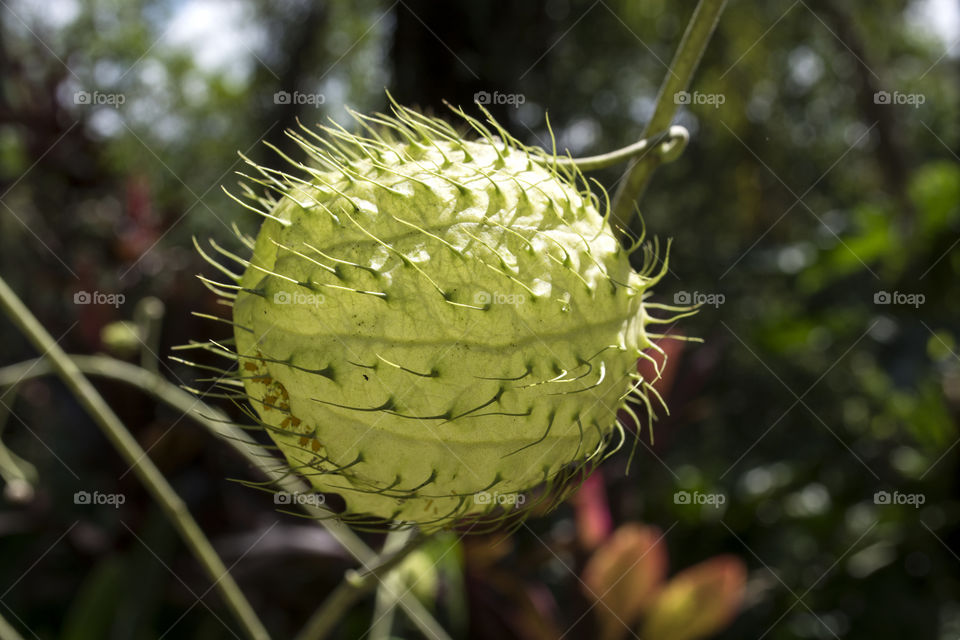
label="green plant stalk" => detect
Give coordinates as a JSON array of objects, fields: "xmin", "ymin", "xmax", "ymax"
[
  {"xmin": 546, "ymin": 127, "xmax": 686, "ymax": 171},
  {"xmin": 0, "ymin": 354, "xmax": 451, "ymax": 640},
  {"xmin": 295, "ymin": 529, "xmax": 434, "ymax": 640},
  {"xmin": 0, "ymin": 383, "xmax": 38, "ymax": 499},
  {"xmin": 134, "ymin": 297, "xmax": 165, "ymax": 373},
  {"xmin": 611, "ymin": 0, "xmax": 727, "ymax": 226},
  {"xmin": 367, "ymin": 530, "xmax": 414, "ymax": 640},
  {"xmin": 367, "ymin": 529, "xmax": 416, "ymax": 640},
  {"xmin": 0, "ymin": 276, "xmax": 271, "ymax": 640}
]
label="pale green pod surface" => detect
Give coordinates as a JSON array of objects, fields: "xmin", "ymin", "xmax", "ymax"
[{"xmin": 220, "ymin": 105, "xmax": 673, "ymax": 530}]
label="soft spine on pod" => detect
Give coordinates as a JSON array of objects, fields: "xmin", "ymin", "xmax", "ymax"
[{"xmin": 184, "ymin": 98, "xmax": 692, "ymax": 532}]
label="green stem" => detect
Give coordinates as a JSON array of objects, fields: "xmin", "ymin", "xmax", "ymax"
[
  {"xmin": 0, "ymin": 354, "xmax": 451, "ymax": 640},
  {"xmin": 134, "ymin": 297, "xmax": 165, "ymax": 373},
  {"xmin": 611, "ymin": 0, "xmax": 727, "ymax": 225},
  {"xmin": 368, "ymin": 531, "xmax": 416, "ymax": 640},
  {"xmin": 0, "ymin": 276, "xmax": 271, "ymax": 640},
  {"xmin": 295, "ymin": 529, "xmax": 435, "ymax": 640},
  {"xmin": 545, "ymin": 127, "xmax": 688, "ymax": 171},
  {"xmin": 0, "ymin": 383, "xmax": 38, "ymax": 502},
  {"xmin": 367, "ymin": 531, "xmax": 409, "ymax": 640}
]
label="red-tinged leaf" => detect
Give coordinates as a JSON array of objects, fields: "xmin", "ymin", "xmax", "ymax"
[
  {"xmin": 582, "ymin": 524, "xmax": 669, "ymax": 640},
  {"xmin": 641, "ymin": 555, "xmax": 747, "ymax": 640},
  {"xmin": 572, "ymin": 471, "xmax": 613, "ymax": 550}
]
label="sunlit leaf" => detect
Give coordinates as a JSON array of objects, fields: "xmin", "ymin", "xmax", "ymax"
[
  {"xmin": 582, "ymin": 524, "xmax": 668, "ymax": 640},
  {"xmin": 641, "ymin": 555, "xmax": 746, "ymax": 640}
]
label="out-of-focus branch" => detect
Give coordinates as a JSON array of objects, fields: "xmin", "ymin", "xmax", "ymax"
[
  {"xmin": 295, "ymin": 529, "xmax": 447, "ymax": 640},
  {"xmin": 0, "ymin": 276, "xmax": 272, "ymax": 640},
  {"xmin": 0, "ymin": 353, "xmax": 450, "ymax": 640}
]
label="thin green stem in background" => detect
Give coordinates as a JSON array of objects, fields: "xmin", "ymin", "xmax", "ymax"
[
  {"xmin": 611, "ymin": 0, "xmax": 727, "ymax": 226},
  {"xmin": 295, "ymin": 528, "xmax": 429, "ymax": 640},
  {"xmin": 366, "ymin": 530, "xmax": 414, "ymax": 640},
  {"xmin": 135, "ymin": 297, "xmax": 165, "ymax": 373},
  {"xmin": 0, "ymin": 276, "xmax": 271, "ymax": 640},
  {"xmin": 0, "ymin": 354, "xmax": 451, "ymax": 640},
  {"xmin": 0, "ymin": 383, "xmax": 37, "ymax": 502}
]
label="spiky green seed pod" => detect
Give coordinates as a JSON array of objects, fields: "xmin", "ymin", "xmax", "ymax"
[{"xmin": 195, "ymin": 101, "xmax": 683, "ymax": 531}]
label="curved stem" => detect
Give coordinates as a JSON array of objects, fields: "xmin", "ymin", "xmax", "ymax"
[
  {"xmin": 544, "ymin": 126, "xmax": 688, "ymax": 171},
  {"xmin": 0, "ymin": 355, "xmax": 311, "ymax": 509},
  {"xmin": 0, "ymin": 354, "xmax": 451, "ymax": 640},
  {"xmin": 295, "ymin": 529, "xmax": 439, "ymax": 640},
  {"xmin": 0, "ymin": 277, "xmax": 271, "ymax": 640},
  {"xmin": 367, "ymin": 529, "xmax": 416, "ymax": 640},
  {"xmin": 0, "ymin": 383, "xmax": 38, "ymax": 502},
  {"xmin": 611, "ymin": 0, "xmax": 727, "ymax": 225}
]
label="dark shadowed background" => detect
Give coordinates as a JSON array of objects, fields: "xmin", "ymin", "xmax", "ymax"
[{"xmin": 1, "ymin": 0, "xmax": 958, "ymax": 638}]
